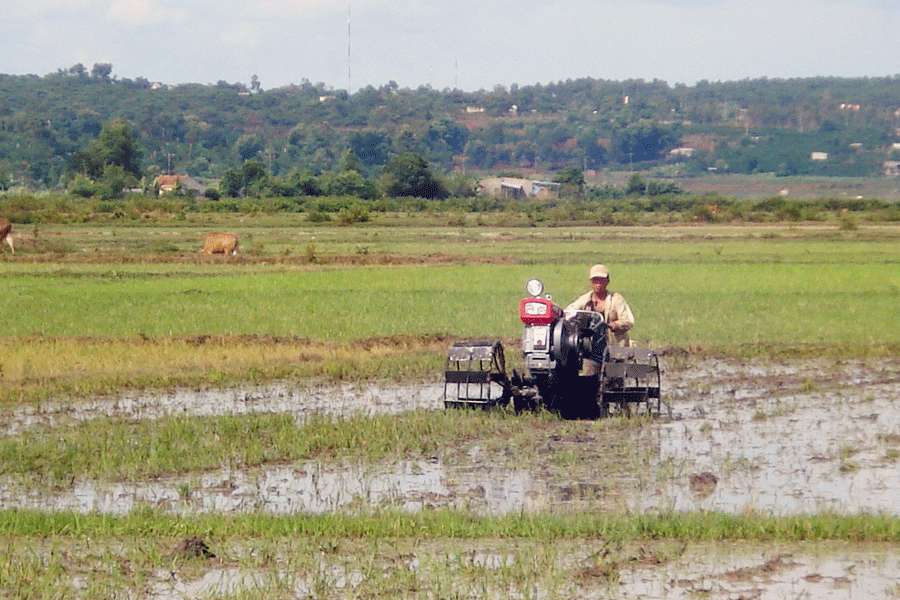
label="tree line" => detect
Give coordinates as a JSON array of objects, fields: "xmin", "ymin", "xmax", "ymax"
[{"xmin": 2, "ymin": 65, "xmax": 900, "ymax": 192}]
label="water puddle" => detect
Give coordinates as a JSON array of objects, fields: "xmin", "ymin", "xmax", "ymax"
[
  {"xmin": 613, "ymin": 541, "xmax": 900, "ymax": 599},
  {"xmin": 135, "ymin": 541, "xmax": 900, "ymax": 599},
  {"xmin": 3, "ymin": 358, "xmax": 900, "ymax": 517},
  {"xmin": 648, "ymin": 358, "xmax": 900, "ymax": 515},
  {"xmin": 1, "ymin": 380, "xmax": 443, "ymax": 436}
]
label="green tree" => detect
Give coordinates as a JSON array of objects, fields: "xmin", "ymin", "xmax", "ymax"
[
  {"xmin": 97, "ymin": 164, "xmax": 131, "ymax": 200},
  {"xmin": 65, "ymin": 120, "xmax": 143, "ymax": 181},
  {"xmin": 554, "ymin": 166, "xmax": 585, "ymax": 186},
  {"xmin": 425, "ymin": 117, "xmax": 469, "ymax": 155},
  {"xmin": 286, "ymin": 170, "xmax": 323, "ymax": 196},
  {"xmin": 348, "ymin": 131, "xmax": 391, "ymax": 167},
  {"xmin": 218, "ymin": 160, "xmax": 269, "ymax": 197},
  {"xmin": 66, "ymin": 149, "xmax": 104, "ymax": 179},
  {"xmin": 554, "ymin": 166, "xmax": 585, "ymax": 198},
  {"xmin": 323, "ymin": 170, "xmax": 378, "ymax": 199},
  {"xmin": 341, "ymin": 149, "xmax": 363, "ymax": 173},
  {"xmin": 625, "ymin": 174, "xmax": 646, "ymax": 195},
  {"xmin": 243, "ymin": 160, "xmax": 269, "ymax": 196},
  {"xmin": 68, "ymin": 174, "xmax": 96, "ymax": 197},
  {"xmin": 236, "ymin": 134, "xmax": 264, "ymax": 162},
  {"xmin": 219, "ymin": 168, "xmax": 244, "ymax": 198},
  {"xmin": 646, "ymin": 180, "xmax": 685, "ymax": 196},
  {"xmin": 98, "ymin": 120, "xmax": 143, "ymax": 178},
  {"xmin": 610, "ymin": 120, "xmax": 680, "ymax": 164},
  {"xmin": 91, "ymin": 62, "xmax": 113, "ymax": 80},
  {"xmin": 381, "ymin": 152, "xmax": 447, "ymax": 199}
]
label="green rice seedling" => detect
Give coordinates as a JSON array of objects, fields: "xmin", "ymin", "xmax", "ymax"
[
  {"xmin": 839, "ymin": 445, "xmax": 861, "ymax": 472},
  {"xmin": 3, "ymin": 407, "xmax": 645, "ymax": 482},
  {"xmin": 770, "ymin": 402, "xmax": 790, "ymax": 417},
  {"xmin": 3, "ymin": 226, "xmax": 900, "ymax": 351},
  {"xmin": 5, "ymin": 508, "xmax": 900, "ymax": 546},
  {"xmin": 839, "ymin": 445, "xmax": 858, "ymax": 461},
  {"xmin": 0, "ymin": 334, "xmax": 453, "ymax": 405},
  {"xmin": 839, "ymin": 461, "xmax": 860, "ymax": 473},
  {"xmin": 800, "ymin": 379, "xmax": 820, "ymax": 393},
  {"xmin": 177, "ymin": 481, "xmax": 193, "ymax": 500}
]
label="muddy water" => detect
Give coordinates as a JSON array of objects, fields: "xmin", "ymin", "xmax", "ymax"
[
  {"xmin": 648, "ymin": 357, "xmax": 900, "ymax": 516},
  {"xmin": 140, "ymin": 541, "xmax": 900, "ymax": 600},
  {"xmin": 1, "ymin": 380, "xmax": 442, "ymax": 436},
  {"xmin": 3, "ymin": 358, "xmax": 900, "ymax": 517},
  {"xmin": 610, "ymin": 541, "xmax": 900, "ymax": 599}
]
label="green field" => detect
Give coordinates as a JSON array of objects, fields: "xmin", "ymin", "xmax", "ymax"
[
  {"xmin": 3, "ymin": 258, "xmax": 899, "ymax": 346},
  {"xmin": 0, "ymin": 222, "xmax": 898, "ymax": 403},
  {"xmin": 3, "ymin": 223, "xmax": 899, "ymax": 344}
]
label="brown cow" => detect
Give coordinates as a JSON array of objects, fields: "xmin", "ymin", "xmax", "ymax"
[
  {"xmin": 0, "ymin": 218, "xmax": 14, "ymax": 255},
  {"xmin": 203, "ymin": 232, "xmax": 239, "ymax": 256}
]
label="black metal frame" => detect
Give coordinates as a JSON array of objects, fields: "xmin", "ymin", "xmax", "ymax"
[
  {"xmin": 443, "ymin": 340, "xmax": 663, "ymax": 419},
  {"xmin": 599, "ymin": 345, "xmax": 662, "ymax": 415},
  {"xmin": 443, "ymin": 341, "xmax": 509, "ymax": 409}
]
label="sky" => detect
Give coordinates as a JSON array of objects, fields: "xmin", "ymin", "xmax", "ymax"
[{"xmin": 1, "ymin": 0, "xmax": 898, "ymax": 93}]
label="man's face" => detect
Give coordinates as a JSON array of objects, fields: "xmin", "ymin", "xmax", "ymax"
[{"xmin": 591, "ymin": 276, "xmax": 609, "ymax": 293}]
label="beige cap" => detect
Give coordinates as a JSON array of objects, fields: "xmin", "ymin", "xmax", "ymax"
[{"xmin": 589, "ymin": 264, "xmax": 609, "ymax": 279}]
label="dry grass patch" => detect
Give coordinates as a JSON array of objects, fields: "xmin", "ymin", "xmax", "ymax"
[{"xmin": 0, "ymin": 334, "xmax": 453, "ymax": 405}]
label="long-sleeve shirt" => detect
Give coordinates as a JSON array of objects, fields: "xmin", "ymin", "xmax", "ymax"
[{"xmin": 564, "ymin": 291, "xmax": 635, "ymax": 347}]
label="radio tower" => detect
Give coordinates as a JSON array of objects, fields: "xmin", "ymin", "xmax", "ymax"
[{"xmin": 347, "ymin": 5, "xmax": 352, "ymax": 95}]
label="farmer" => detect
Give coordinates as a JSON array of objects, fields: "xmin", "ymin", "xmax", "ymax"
[{"xmin": 564, "ymin": 264, "xmax": 635, "ymax": 374}]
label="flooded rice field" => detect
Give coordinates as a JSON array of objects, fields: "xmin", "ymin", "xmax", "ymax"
[
  {"xmin": 5, "ymin": 356, "xmax": 900, "ymax": 599},
  {"xmin": 3, "ymin": 356, "xmax": 900, "ymax": 518},
  {"xmin": 135, "ymin": 539, "xmax": 900, "ymax": 600}
]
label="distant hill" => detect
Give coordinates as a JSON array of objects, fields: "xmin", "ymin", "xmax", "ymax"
[{"xmin": 2, "ymin": 67, "xmax": 900, "ymax": 190}]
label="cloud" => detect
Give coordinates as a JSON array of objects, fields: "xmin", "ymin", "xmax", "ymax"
[
  {"xmin": 255, "ymin": 0, "xmax": 335, "ymax": 17},
  {"xmin": 0, "ymin": 0, "xmax": 93, "ymax": 19},
  {"xmin": 3, "ymin": 0, "xmax": 899, "ymax": 91},
  {"xmin": 218, "ymin": 22, "xmax": 262, "ymax": 51},
  {"xmin": 106, "ymin": 0, "xmax": 188, "ymax": 27}
]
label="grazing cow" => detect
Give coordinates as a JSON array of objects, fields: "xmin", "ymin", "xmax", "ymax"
[
  {"xmin": 203, "ymin": 232, "xmax": 239, "ymax": 256},
  {"xmin": 0, "ymin": 218, "xmax": 14, "ymax": 254}
]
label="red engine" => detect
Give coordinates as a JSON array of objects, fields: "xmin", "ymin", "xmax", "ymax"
[{"xmin": 519, "ymin": 297, "xmax": 561, "ymax": 326}]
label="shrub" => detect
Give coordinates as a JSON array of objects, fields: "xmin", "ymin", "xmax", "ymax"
[{"xmin": 337, "ymin": 204, "xmax": 370, "ymax": 225}]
